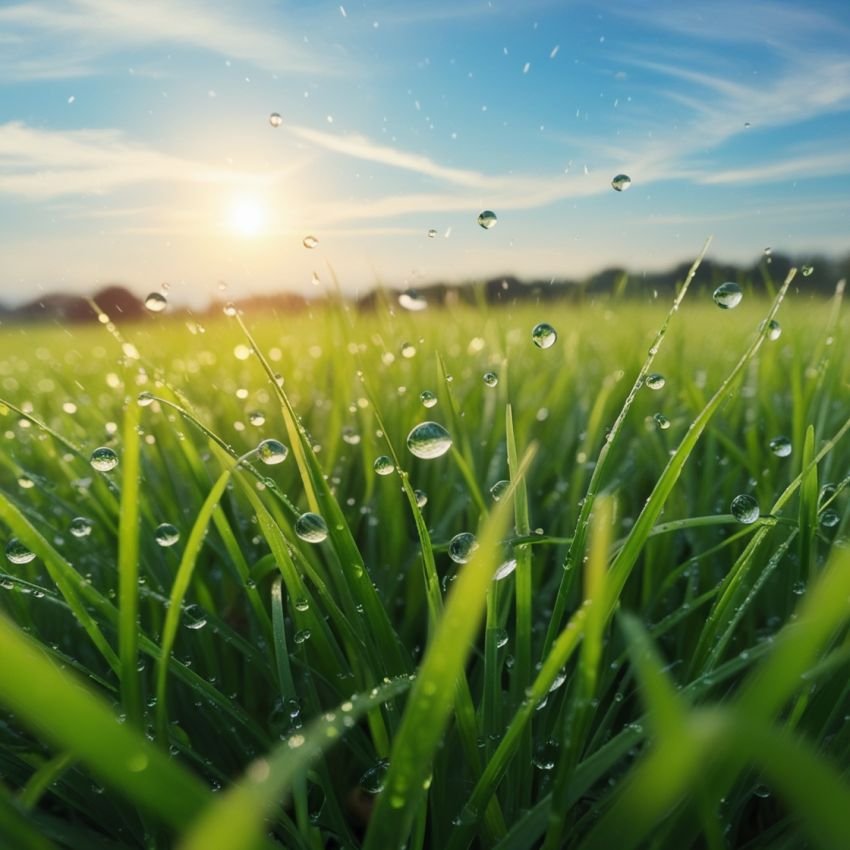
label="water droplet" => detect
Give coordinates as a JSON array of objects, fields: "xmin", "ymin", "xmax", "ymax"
[
  {"xmin": 494, "ymin": 558, "xmax": 517, "ymax": 581},
  {"xmin": 754, "ymin": 784, "xmax": 771, "ymax": 799},
  {"xmin": 532, "ymin": 739, "xmax": 559, "ymax": 770},
  {"xmin": 257, "ymin": 439, "xmax": 288, "ymax": 465},
  {"xmin": 302, "ymin": 235, "xmax": 319, "ymax": 249},
  {"xmin": 360, "ymin": 759, "xmax": 390, "ymax": 794},
  {"xmin": 144, "ymin": 292, "xmax": 167, "ymax": 313},
  {"xmin": 801, "ymin": 264, "xmax": 814, "ymax": 277},
  {"xmin": 494, "ymin": 628, "xmax": 509, "ymax": 648},
  {"xmin": 791, "ymin": 580, "xmax": 806, "ymax": 596},
  {"xmin": 531, "ymin": 322, "xmax": 557, "ymax": 349},
  {"xmin": 759, "ymin": 318, "xmax": 782, "ymax": 340},
  {"xmin": 398, "ymin": 289, "xmax": 428, "ymax": 311},
  {"xmin": 449, "ymin": 532, "xmax": 478, "ymax": 564},
  {"xmin": 400, "ymin": 341, "xmax": 416, "ymax": 358},
  {"xmin": 427, "ymin": 228, "xmax": 438, "ymax": 239},
  {"xmin": 713, "ymin": 281, "xmax": 743, "ymax": 309},
  {"xmin": 654, "ymin": 413, "xmax": 671, "ymax": 430},
  {"xmin": 477, "ymin": 210, "xmax": 498, "ymax": 229},
  {"xmin": 69, "ymin": 516, "xmax": 94, "ymax": 538},
  {"xmin": 269, "ymin": 112, "xmax": 283, "ymax": 127},
  {"xmin": 482, "ymin": 371, "xmax": 499, "ymax": 387},
  {"xmin": 490, "ymin": 479, "xmax": 510, "ymax": 501},
  {"xmin": 374, "ymin": 455, "xmax": 395, "ymax": 476},
  {"xmin": 293, "ymin": 628, "xmax": 312, "ymax": 644},
  {"xmin": 223, "ymin": 302, "xmax": 238, "ymax": 317},
  {"xmin": 731, "ymin": 494, "xmax": 759, "ymax": 524},
  {"xmin": 768, "ymin": 436, "xmax": 792, "ymax": 458},
  {"xmin": 137, "ymin": 391, "xmax": 155, "ymax": 407},
  {"xmin": 90, "ymin": 447, "xmax": 119, "ymax": 472},
  {"xmin": 294, "ymin": 597, "xmax": 310, "ymax": 612},
  {"xmin": 248, "ymin": 411, "xmax": 266, "ymax": 427},
  {"xmin": 154, "ymin": 523, "xmax": 180, "ymax": 548},
  {"xmin": 295, "ymin": 513, "xmax": 328, "ymax": 543},
  {"xmin": 420, "ymin": 390, "xmax": 438, "ymax": 409},
  {"xmin": 611, "ymin": 173, "xmax": 631, "ymax": 192},
  {"xmin": 821, "ymin": 510, "xmax": 840, "ymax": 529},
  {"xmin": 184, "ymin": 603, "xmax": 207, "ymax": 630},
  {"xmin": 342, "ymin": 427, "xmax": 361, "ymax": 445},
  {"xmin": 5, "ymin": 538, "xmax": 35, "ymax": 565},
  {"xmin": 646, "ymin": 373, "xmax": 665, "ymax": 390},
  {"xmin": 407, "ymin": 421, "xmax": 452, "ymax": 459},
  {"xmin": 414, "ymin": 489, "xmax": 428, "ymax": 508}
]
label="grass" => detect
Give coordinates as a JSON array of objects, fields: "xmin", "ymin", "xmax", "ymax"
[{"xmin": 0, "ymin": 261, "xmax": 847, "ymax": 849}]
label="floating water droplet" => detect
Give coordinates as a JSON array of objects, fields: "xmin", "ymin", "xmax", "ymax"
[
  {"xmin": 90, "ymin": 447, "xmax": 119, "ymax": 472},
  {"xmin": 731, "ymin": 494, "xmax": 759, "ymax": 524},
  {"xmin": 482, "ymin": 371, "xmax": 498, "ymax": 387},
  {"xmin": 407, "ymin": 421, "xmax": 452, "ymax": 459},
  {"xmin": 821, "ymin": 510, "xmax": 840, "ymax": 529},
  {"xmin": 768, "ymin": 436, "xmax": 792, "ymax": 457},
  {"xmin": 427, "ymin": 228, "xmax": 438, "ymax": 239},
  {"xmin": 269, "ymin": 112, "xmax": 283, "ymax": 127},
  {"xmin": 611, "ymin": 173, "xmax": 631, "ymax": 192},
  {"xmin": 257, "ymin": 439, "xmax": 288, "ymax": 465},
  {"xmin": 477, "ymin": 210, "xmax": 497, "ymax": 229},
  {"xmin": 360, "ymin": 759, "xmax": 390, "ymax": 794},
  {"xmin": 248, "ymin": 411, "xmax": 266, "ymax": 427},
  {"xmin": 295, "ymin": 512, "xmax": 328, "ymax": 543},
  {"xmin": 654, "ymin": 413, "xmax": 671, "ymax": 430},
  {"xmin": 713, "ymin": 281, "xmax": 743, "ymax": 309},
  {"xmin": 137, "ymin": 391, "xmax": 154, "ymax": 407},
  {"xmin": 449, "ymin": 532, "xmax": 478, "ymax": 564},
  {"xmin": 420, "ymin": 390, "xmax": 437, "ymax": 409},
  {"xmin": 646, "ymin": 373, "xmax": 665, "ymax": 390},
  {"xmin": 532, "ymin": 739, "xmax": 559, "ymax": 770},
  {"xmin": 69, "ymin": 517, "xmax": 94, "ymax": 538},
  {"xmin": 494, "ymin": 558, "xmax": 517, "ymax": 581},
  {"xmin": 302, "ymin": 235, "xmax": 319, "ymax": 249},
  {"xmin": 414, "ymin": 489, "xmax": 428, "ymax": 508},
  {"xmin": 154, "ymin": 523, "xmax": 180, "ymax": 548},
  {"xmin": 801, "ymin": 264, "xmax": 814, "ymax": 277},
  {"xmin": 490, "ymin": 479, "xmax": 510, "ymax": 501},
  {"xmin": 531, "ymin": 322, "xmax": 557, "ymax": 349},
  {"xmin": 144, "ymin": 292, "xmax": 167, "ymax": 313},
  {"xmin": 398, "ymin": 289, "xmax": 427, "ymax": 311},
  {"xmin": 374, "ymin": 455, "xmax": 395, "ymax": 476},
  {"xmin": 5, "ymin": 538, "xmax": 35, "ymax": 565}
]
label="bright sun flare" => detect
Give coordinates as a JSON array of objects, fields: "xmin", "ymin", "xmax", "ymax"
[{"xmin": 228, "ymin": 197, "xmax": 267, "ymax": 238}]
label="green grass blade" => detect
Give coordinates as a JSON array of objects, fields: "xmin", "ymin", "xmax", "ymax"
[{"xmin": 798, "ymin": 423, "xmax": 818, "ymax": 581}]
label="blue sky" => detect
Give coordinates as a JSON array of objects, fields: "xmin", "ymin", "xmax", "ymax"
[{"xmin": 1, "ymin": 0, "xmax": 849, "ymax": 305}]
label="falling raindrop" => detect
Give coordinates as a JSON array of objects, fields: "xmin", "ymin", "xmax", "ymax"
[
  {"xmin": 295, "ymin": 513, "xmax": 328, "ymax": 543},
  {"xmin": 477, "ymin": 210, "xmax": 498, "ymax": 229},
  {"xmin": 257, "ymin": 439, "xmax": 288, "ymax": 465},
  {"xmin": 407, "ymin": 422, "xmax": 452, "ymax": 459},
  {"xmin": 90, "ymin": 447, "xmax": 119, "ymax": 472},
  {"xmin": 731, "ymin": 494, "xmax": 760, "ymax": 524},
  {"xmin": 154, "ymin": 523, "xmax": 180, "ymax": 548},
  {"xmin": 302, "ymin": 235, "xmax": 319, "ymax": 249},
  {"xmin": 768, "ymin": 436, "xmax": 792, "ymax": 458},
  {"xmin": 144, "ymin": 292, "xmax": 167, "ymax": 313},
  {"xmin": 374, "ymin": 455, "xmax": 395, "ymax": 476},
  {"xmin": 531, "ymin": 323, "xmax": 557, "ymax": 349},
  {"xmin": 449, "ymin": 532, "xmax": 479, "ymax": 564},
  {"xmin": 713, "ymin": 282, "xmax": 743, "ymax": 309},
  {"xmin": 611, "ymin": 173, "xmax": 631, "ymax": 192},
  {"xmin": 69, "ymin": 517, "xmax": 94, "ymax": 538},
  {"xmin": 482, "ymin": 371, "xmax": 499, "ymax": 387},
  {"xmin": 269, "ymin": 112, "xmax": 283, "ymax": 127},
  {"xmin": 646, "ymin": 373, "xmax": 665, "ymax": 390},
  {"xmin": 420, "ymin": 390, "xmax": 438, "ymax": 409},
  {"xmin": 5, "ymin": 538, "xmax": 36, "ymax": 565}
]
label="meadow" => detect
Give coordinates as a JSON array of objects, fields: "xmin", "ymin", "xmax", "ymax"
[{"xmin": 0, "ymin": 260, "xmax": 848, "ymax": 850}]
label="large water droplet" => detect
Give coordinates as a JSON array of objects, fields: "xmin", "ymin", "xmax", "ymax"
[
  {"xmin": 295, "ymin": 513, "xmax": 328, "ymax": 543},
  {"xmin": 374, "ymin": 455, "xmax": 395, "ymax": 476},
  {"xmin": 713, "ymin": 282, "xmax": 743, "ymax": 309},
  {"xmin": 398, "ymin": 290, "xmax": 428, "ymax": 311},
  {"xmin": 269, "ymin": 112, "xmax": 283, "ymax": 127},
  {"xmin": 154, "ymin": 523, "xmax": 180, "ymax": 548},
  {"xmin": 449, "ymin": 532, "xmax": 478, "ymax": 564},
  {"xmin": 420, "ymin": 390, "xmax": 437, "ymax": 409},
  {"xmin": 257, "ymin": 439, "xmax": 288, "ymax": 465},
  {"xmin": 768, "ymin": 436, "xmax": 792, "ymax": 458},
  {"xmin": 646, "ymin": 373, "xmax": 665, "ymax": 390},
  {"xmin": 477, "ymin": 210, "xmax": 497, "ymax": 229},
  {"xmin": 5, "ymin": 538, "xmax": 36, "ymax": 565},
  {"xmin": 69, "ymin": 517, "xmax": 94, "ymax": 538},
  {"xmin": 144, "ymin": 292, "xmax": 167, "ymax": 313},
  {"xmin": 90, "ymin": 447, "xmax": 119, "ymax": 472},
  {"xmin": 531, "ymin": 322, "xmax": 557, "ymax": 349},
  {"xmin": 611, "ymin": 173, "xmax": 631, "ymax": 192},
  {"xmin": 302, "ymin": 235, "xmax": 319, "ymax": 249},
  {"xmin": 407, "ymin": 421, "xmax": 452, "ymax": 459},
  {"xmin": 731, "ymin": 494, "xmax": 760, "ymax": 524}
]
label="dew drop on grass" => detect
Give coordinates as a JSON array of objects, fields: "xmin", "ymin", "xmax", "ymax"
[
  {"xmin": 223, "ymin": 302, "xmax": 238, "ymax": 317},
  {"xmin": 713, "ymin": 282, "xmax": 743, "ymax": 309},
  {"xmin": 400, "ymin": 341, "xmax": 417, "ymax": 358},
  {"xmin": 449, "ymin": 532, "xmax": 478, "ymax": 564},
  {"xmin": 302, "ymin": 235, "xmax": 319, "ymax": 249},
  {"xmin": 294, "ymin": 598, "xmax": 310, "ymax": 612},
  {"xmin": 69, "ymin": 517, "xmax": 93, "ymax": 538},
  {"xmin": 342, "ymin": 427, "xmax": 361, "ymax": 445},
  {"xmin": 792, "ymin": 580, "xmax": 806, "ymax": 596},
  {"xmin": 414, "ymin": 489, "xmax": 428, "ymax": 508},
  {"xmin": 184, "ymin": 603, "xmax": 207, "ymax": 630},
  {"xmin": 5, "ymin": 538, "xmax": 35, "ymax": 565},
  {"xmin": 646, "ymin": 373, "xmax": 665, "ymax": 390},
  {"xmin": 494, "ymin": 558, "xmax": 517, "ymax": 581},
  {"xmin": 154, "ymin": 523, "xmax": 180, "ymax": 548},
  {"xmin": 407, "ymin": 421, "xmax": 452, "ymax": 459},
  {"xmin": 532, "ymin": 739, "xmax": 559, "ymax": 771},
  {"xmin": 374, "ymin": 455, "xmax": 395, "ymax": 476},
  {"xmin": 293, "ymin": 628, "xmax": 312, "ymax": 644},
  {"xmin": 483, "ymin": 371, "xmax": 499, "ymax": 387},
  {"xmin": 731, "ymin": 494, "xmax": 760, "ymax": 524},
  {"xmin": 360, "ymin": 759, "xmax": 390, "ymax": 794},
  {"xmin": 420, "ymin": 390, "xmax": 437, "ymax": 408},
  {"xmin": 654, "ymin": 413, "xmax": 671, "ymax": 430},
  {"xmin": 768, "ymin": 436, "xmax": 792, "ymax": 457},
  {"xmin": 144, "ymin": 292, "xmax": 167, "ymax": 313},
  {"xmin": 399, "ymin": 289, "xmax": 428, "ymax": 311},
  {"xmin": 90, "ymin": 447, "xmax": 119, "ymax": 472},
  {"xmin": 257, "ymin": 438, "xmax": 288, "ymax": 465},
  {"xmin": 821, "ymin": 510, "xmax": 840, "ymax": 529},
  {"xmin": 137, "ymin": 391, "xmax": 154, "ymax": 407},
  {"xmin": 611, "ymin": 173, "xmax": 631, "ymax": 191},
  {"xmin": 494, "ymin": 628, "xmax": 509, "ymax": 648},
  {"xmin": 269, "ymin": 112, "xmax": 283, "ymax": 127},
  {"xmin": 477, "ymin": 210, "xmax": 497, "ymax": 229},
  {"xmin": 490, "ymin": 479, "xmax": 510, "ymax": 501},
  {"xmin": 532, "ymin": 322, "xmax": 557, "ymax": 349},
  {"xmin": 295, "ymin": 513, "xmax": 328, "ymax": 543}
]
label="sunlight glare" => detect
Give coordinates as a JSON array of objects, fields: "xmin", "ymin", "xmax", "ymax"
[{"xmin": 228, "ymin": 197, "xmax": 267, "ymax": 238}]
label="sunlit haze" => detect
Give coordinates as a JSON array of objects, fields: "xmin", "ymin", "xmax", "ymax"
[{"xmin": 1, "ymin": 0, "xmax": 849, "ymax": 306}]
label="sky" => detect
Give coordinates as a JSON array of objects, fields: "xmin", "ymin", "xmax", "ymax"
[{"xmin": 1, "ymin": 0, "xmax": 849, "ymax": 306}]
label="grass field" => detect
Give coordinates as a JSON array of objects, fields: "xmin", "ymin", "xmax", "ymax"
[{"xmin": 0, "ymin": 263, "xmax": 848, "ymax": 850}]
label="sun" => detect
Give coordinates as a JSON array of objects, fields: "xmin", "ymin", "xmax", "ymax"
[{"xmin": 228, "ymin": 196, "xmax": 268, "ymax": 238}]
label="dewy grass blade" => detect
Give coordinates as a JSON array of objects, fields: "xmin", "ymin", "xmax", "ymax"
[{"xmin": 798, "ymin": 424, "xmax": 818, "ymax": 582}]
